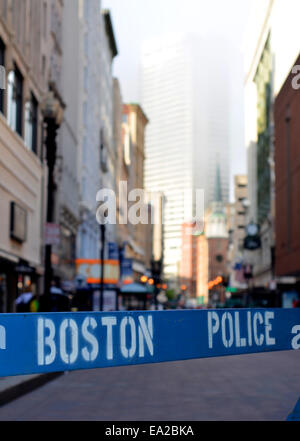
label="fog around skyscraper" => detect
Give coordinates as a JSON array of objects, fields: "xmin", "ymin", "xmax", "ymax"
[
  {"xmin": 141, "ymin": 33, "xmax": 196, "ymax": 278},
  {"xmin": 103, "ymin": 0, "xmax": 250, "ymax": 199},
  {"xmin": 100, "ymin": 0, "xmax": 250, "ymax": 282},
  {"xmin": 140, "ymin": 31, "xmax": 246, "ymax": 280}
]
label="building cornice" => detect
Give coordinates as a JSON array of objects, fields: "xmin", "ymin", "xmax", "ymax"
[{"xmin": 102, "ymin": 9, "xmax": 118, "ymax": 58}]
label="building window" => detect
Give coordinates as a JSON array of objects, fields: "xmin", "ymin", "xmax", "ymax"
[
  {"xmin": 42, "ymin": 55, "xmax": 46, "ymax": 78},
  {"xmin": 124, "ymin": 130, "xmax": 131, "ymax": 166},
  {"xmin": 0, "ymin": 38, "xmax": 5, "ymax": 114},
  {"xmin": 25, "ymin": 93, "xmax": 38, "ymax": 154},
  {"xmin": 100, "ymin": 129, "xmax": 108, "ymax": 172},
  {"xmin": 43, "ymin": 2, "xmax": 47, "ymax": 40},
  {"xmin": 7, "ymin": 66, "xmax": 23, "ymax": 136},
  {"xmin": 10, "ymin": 201, "xmax": 27, "ymax": 243}
]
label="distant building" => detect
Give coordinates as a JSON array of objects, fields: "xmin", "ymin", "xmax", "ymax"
[
  {"xmin": 196, "ymin": 233, "xmax": 209, "ymax": 306},
  {"xmin": 149, "ymin": 191, "xmax": 165, "ymax": 265},
  {"xmin": 141, "ymin": 34, "xmax": 197, "ymax": 284},
  {"xmin": 274, "ymin": 52, "xmax": 300, "ymax": 298},
  {"xmin": 77, "ymin": 3, "xmax": 118, "ymax": 265},
  {"xmin": 120, "ymin": 103, "xmax": 150, "ymax": 281},
  {"xmin": 180, "ymin": 223, "xmax": 197, "ymax": 298},
  {"xmin": 99, "ymin": 9, "xmax": 119, "ymax": 253},
  {"xmin": 205, "ymin": 205, "xmax": 228, "ymax": 305},
  {"xmin": 51, "ymin": 0, "xmax": 80, "ymax": 286},
  {"xmin": 180, "ymin": 223, "xmax": 210, "ymax": 305},
  {"xmin": 244, "ymin": 0, "xmax": 300, "ymax": 289},
  {"xmin": 0, "ymin": 0, "xmax": 62, "ymax": 310},
  {"xmin": 205, "ymin": 164, "xmax": 229, "ymax": 305},
  {"xmin": 227, "ymin": 175, "xmax": 249, "ymax": 290},
  {"xmin": 141, "ymin": 33, "xmax": 234, "ymax": 285},
  {"xmin": 113, "ymin": 78, "xmax": 126, "ymax": 249},
  {"xmin": 180, "ymin": 164, "xmax": 229, "ymax": 305}
]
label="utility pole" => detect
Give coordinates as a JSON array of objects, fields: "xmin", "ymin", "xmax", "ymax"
[{"xmin": 42, "ymin": 92, "xmax": 64, "ymax": 311}]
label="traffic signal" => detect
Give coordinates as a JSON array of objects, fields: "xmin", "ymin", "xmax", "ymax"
[{"xmin": 222, "ymin": 276, "xmax": 229, "ymax": 288}]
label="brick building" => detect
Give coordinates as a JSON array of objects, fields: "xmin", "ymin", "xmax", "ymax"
[
  {"xmin": 180, "ymin": 223, "xmax": 197, "ymax": 297},
  {"xmin": 275, "ymin": 53, "xmax": 300, "ymax": 289}
]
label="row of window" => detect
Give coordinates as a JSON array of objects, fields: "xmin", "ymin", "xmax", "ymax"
[
  {"xmin": 0, "ymin": 38, "xmax": 4, "ymax": 114},
  {"xmin": 0, "ymin": 38, "xmax": 38, "ymax": 154}
]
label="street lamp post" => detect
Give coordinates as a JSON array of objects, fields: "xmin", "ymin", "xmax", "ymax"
[{"xmin": 42, "ymin": 92, "xmax": 63, "ymax": 310}]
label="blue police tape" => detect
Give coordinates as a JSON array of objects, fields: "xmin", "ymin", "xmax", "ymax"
[
  {"xmin": 0, "ymin": 308, "xmax": 300, "ymax": 377},
  {"xmin": 287, "ymin": 398, "xmax": 300, "ymax": 421}
]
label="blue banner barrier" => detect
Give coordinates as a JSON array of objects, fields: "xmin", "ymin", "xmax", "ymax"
[
  {"xmin": 0, "ymin": 308, "xmax": 300, "ymax": 377},
  {"xmin": 287, "ymin": 398, "xmax": 300, "ymax": 421}
]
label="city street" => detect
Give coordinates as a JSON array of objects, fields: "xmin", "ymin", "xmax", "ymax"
[
  {"xmin": 0, "ymin": 0, "xmax": 300, "ymax": 428},
  {"xmin": 0, "ymin": 350, "xmax": 299, "ymax": 421}
]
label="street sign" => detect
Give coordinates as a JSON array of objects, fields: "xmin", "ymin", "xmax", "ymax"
[
  {"xmin": 44, "ymin": 223, "xmax": 60, "ymax": 246},
  {"xmin": 244, "ymin": 235, "xmax": 261, "ymax": 250},
  {"xmin": 75, "ymin": 259, "xmax": 120, "ymax": 285},
  {"xmin": 108, "ymin": 242, "xmax": 119, "ymax": 260},
  {"xmin": 226, "ymin": 287, "xmax": 238, "ymax": 293},
  {"xmin": 0, "ymin": 309, "xmax": 299, "ymax": 377},
  {"xmin": 120, "ymin": 258, "xmax": 133, "ymax": 284}
]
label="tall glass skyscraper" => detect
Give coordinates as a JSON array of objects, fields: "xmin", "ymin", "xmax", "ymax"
[{"xmin": 141, "ymin": 32, "xmax": 234, "ymax": 282}]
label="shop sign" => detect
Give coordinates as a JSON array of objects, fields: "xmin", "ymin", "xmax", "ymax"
[
  {"xmin": 244, "ymin": 235, "xmax": 261, "ymax": 250},
  {"xmin": 75, "ymin": 259, "xmax": 120, "ymax": 285},
  {"xmin": 108, "ymin": 243, "xmax": 119, "ymax": 260},
  {"xmin": 45, "ymin": 223, "xmax": 60, "ymax": 246}
]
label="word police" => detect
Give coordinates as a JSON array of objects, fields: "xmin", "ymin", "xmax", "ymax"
[
  {"xmin": 208, "ymin": 310, "xmax": 276, "ymax": 349},
  {"xmin": 37, "ymin": 315, "xmax": 154, "ymax": 366}
]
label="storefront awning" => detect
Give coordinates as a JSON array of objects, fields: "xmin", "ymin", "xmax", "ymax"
[{"xmin": 120, "ymin": 283, "xmax": 148, "ymax": 294}]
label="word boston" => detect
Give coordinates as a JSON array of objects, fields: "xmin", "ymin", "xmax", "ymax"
[{"xmin": 0, "ymin": 309, "xmax": 299, "ymax": 377}]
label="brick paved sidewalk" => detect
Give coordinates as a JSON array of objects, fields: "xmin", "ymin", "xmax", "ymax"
[{"xmin": 0, "ymin": 351, "xmax": 299, "ymax": 420}]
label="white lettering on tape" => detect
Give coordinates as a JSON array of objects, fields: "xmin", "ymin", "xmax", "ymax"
[
  {"xmin": 207, "ymin": 311, "xmax": 276, "ymax": 350},
  {"xmin": 82, "ymin": 317, "xmax": 99, "ymax": 362},
  {"xmin": 291, "ymin": 325, "xmax": 300, "ymax": 350},
  {"xmin": 37, "ymin": 315, "xmax": 154, "ymax": 367}
]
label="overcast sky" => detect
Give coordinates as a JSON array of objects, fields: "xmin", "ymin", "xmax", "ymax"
[{"xmin": 103, "ymin": 0, "xmax": 253, "ymax": 103}]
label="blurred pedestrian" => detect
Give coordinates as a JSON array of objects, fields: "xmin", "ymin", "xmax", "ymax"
[
  {"xmin": 15, "ymin": 286, "xmax": 33, "ymax": 312},
  {"xmin": 293, "ymin": 298, "xmax": 300, "ymax": 308},
  {"xmin": 29, "ymin": 295, "xmax": 39, "ymax": 312}
]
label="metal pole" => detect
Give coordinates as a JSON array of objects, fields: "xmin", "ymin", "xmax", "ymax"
[
  {"xmin": 117, "ymin": 245, "xmax": 123, "ymax": 311},
  {"xmin": 99, "ymin": 224, "xmax": 105, "ymax": 311},
  {"xmin": 43, "ymin": 118, "xmax": 58, "ymax": 310}
]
